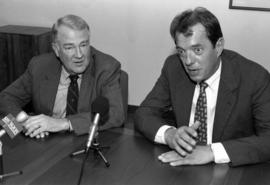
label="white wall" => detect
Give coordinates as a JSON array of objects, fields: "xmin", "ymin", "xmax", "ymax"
[{"xmin": 0, "ymin": 0, "xmax": 270, "ymax": 105}]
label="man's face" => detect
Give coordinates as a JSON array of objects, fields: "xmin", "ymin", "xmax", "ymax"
[
  {"xmin": 52, "ymin": 25, "xmax": 90, "ymax": 75},
  {"xmin": 175, "ymin": 23, "xmax": 223, "ymax": 83}
]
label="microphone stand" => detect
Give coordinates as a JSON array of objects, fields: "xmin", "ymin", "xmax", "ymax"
[
  {"xmin": 0, "ymin": 141, "xmax": 22, "ymax": 182},
  {"xmin": 70, "ymin": 135, "xmax": 110, "ymax": 167},
  {"xmin": 71, "ymin": 134, "xmax": 110, "ymax": 185}
]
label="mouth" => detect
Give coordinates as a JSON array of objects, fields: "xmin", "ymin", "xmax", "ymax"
[
  {"xmin": 73, "ymin": 60, "xmax": 84, "ymax": 65},
  {"xmin": 187, "ymin": 68, "xmax": 200, "ymax": 76}
]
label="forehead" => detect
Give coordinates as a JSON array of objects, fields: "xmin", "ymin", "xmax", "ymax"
[
  {"xmin": 176, "ymin": 23, "xmax": 210, "ymax": 48},
  {"xmin": 56, "ymin": 25, "xmax": 90, "ymax": 43}
]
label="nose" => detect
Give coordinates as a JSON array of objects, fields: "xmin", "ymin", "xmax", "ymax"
[
  {"xmin": 184, "ymin": 51, "xmax": 194, "ymax": 66},
  {"xmin": 75, "ymin": 47, "xmax": 83, "ymax": 58}
]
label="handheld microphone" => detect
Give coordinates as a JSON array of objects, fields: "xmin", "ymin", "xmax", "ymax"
[
  {"xmin": 0, "ymin": 112, "xmax": 26, "ymax": 139},
  {"xmin": 86, "ymin": 96, "xmax": 109, "ymax": 152}
]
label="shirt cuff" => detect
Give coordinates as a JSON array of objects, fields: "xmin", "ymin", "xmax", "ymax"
[
  {"xmin": 211, "ymin": 142, "xmax": 230, "ymax": 163},
  {"xmin": 66, "ymin": 119, "xmax": 73, "ymax": 132},
  {"xmin": 154, "ymin": 125, "xmax": 175, "ymax": 144}
]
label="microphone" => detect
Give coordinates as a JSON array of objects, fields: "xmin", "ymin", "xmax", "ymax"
[
  {"xmin": 86, "ymin": 96, "xmax": 109, "ymax": 152},
  {"xmin": 0, "ymin": 112, "xmax": 26, "ymax": 139}
]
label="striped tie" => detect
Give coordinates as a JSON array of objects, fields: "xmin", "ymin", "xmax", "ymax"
[
  {"xmin": 66, "ymin": 75, "xmax": 79, "ymax": 116},
  {"xmin": 194, "ymin": 82, "xmax": 208, "ymax": 145}
]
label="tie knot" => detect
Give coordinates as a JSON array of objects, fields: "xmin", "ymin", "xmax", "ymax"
[
  {"xmin": 69, "ymin": 75, "xmax": 79, "ymax": 83},
  {"xmin": 200, "ymin": 82, "xmax": 208, "ymax": 91}
]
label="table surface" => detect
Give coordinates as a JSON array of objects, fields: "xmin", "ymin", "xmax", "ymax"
[{"xmin": 1, "ymin": 127, "xmax": 270, "ymax": 185}]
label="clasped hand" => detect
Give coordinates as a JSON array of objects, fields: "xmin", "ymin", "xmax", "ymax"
[
  {"xmin": 17, "ymin": 112, "xmax": 69, "ymax": 139},
  {"xmin": 160, "ymin": 121, "xmax": 214, "ymax": 166}
]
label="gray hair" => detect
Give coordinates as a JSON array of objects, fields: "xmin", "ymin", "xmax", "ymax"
[{"xmin": 51, "ymin": 14, "xmax": 90, "ymax": 42}]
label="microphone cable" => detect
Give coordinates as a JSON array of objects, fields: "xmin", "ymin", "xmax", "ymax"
[{"xmin": 76, "ymin": 147, "xmax": 90, "ymax": 185}]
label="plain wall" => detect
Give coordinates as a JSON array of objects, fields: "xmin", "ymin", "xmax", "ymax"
[{"xmin": 0, "ymin": 0, "xmax": 270, "ymax": 105}]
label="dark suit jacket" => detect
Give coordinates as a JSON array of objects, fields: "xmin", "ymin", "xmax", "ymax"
[
  {"xmin": 135, "ymin": 49, "xmax": 270, "ymax": 166},
  {"xmin": 0, "ymin": 46, "xmax": 125, "ymax": 135}
]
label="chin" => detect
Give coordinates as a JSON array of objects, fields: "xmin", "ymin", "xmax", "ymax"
[
  {"xmin": 190, "ymin": 76, "xmax": 202, "ymax": 83},
  {"xmin": 73, "ymin": 67, "xmax": 87, "ymax": 74}
]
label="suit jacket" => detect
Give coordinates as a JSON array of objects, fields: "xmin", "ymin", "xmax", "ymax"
[
  {"xmin": 0, "ymin": 46, "xmax": 125, "ymax": 135},
  {"xmin": 135, "ymin": 49, "xmax": 270, "ymax": 166}
]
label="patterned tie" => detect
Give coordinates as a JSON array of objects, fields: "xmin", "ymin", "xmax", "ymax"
[
  {"xmin": 194, "ymin": 82, "xmax": 208, "ymax": 145},
  {"xmin": 66, "ymin": 75, "xmax": 79, "ymax": 116}
]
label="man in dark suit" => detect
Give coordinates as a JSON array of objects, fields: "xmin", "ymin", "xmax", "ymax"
[
  {"xmin": 0, "ymin": 14, "xmax": 124, "ymax": 138},
  {"xmin": 135, "ymin": 7, "xmax": 270, "ymax": 167}
]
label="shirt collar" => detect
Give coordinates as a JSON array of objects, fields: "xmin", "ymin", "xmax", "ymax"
[{"xmin": 61, "ymin": 67, "xmax": 82, "ymax": 80}]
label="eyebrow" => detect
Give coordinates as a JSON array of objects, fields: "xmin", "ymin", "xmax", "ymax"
[{"xmin": 176, "ymin": 43, "xmax": 203, "ymax": 50}]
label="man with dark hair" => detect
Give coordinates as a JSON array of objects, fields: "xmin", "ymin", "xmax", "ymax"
[
  {"xmin": 135, "ymin": 7, "xmax": 270, "ymax": 166},
  {"xmin": 0, "ymin": 14, "xmax": 125, "ymax": 138}
]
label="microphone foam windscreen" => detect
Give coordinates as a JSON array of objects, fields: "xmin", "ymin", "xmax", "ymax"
[{"xmin": 91, "ymin": 96, "xmax": 109, "ymax": 117}]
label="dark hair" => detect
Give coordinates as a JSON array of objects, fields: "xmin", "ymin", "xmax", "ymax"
[
  {"xmin": 51, "ymin": 14, "xmax": 90, "ymax": 43},
  {"xmin": 170, "ymin": 7, "xmax": 223, "ymax": 47}
]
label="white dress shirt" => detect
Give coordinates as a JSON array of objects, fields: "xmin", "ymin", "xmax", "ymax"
[
  {"xmin": 154, "ymin": 61, "xmax": 230, "ymax": 163},
  {"xmin": 52, "ymin": 67, "xmax": 82, "ymax": 119}
]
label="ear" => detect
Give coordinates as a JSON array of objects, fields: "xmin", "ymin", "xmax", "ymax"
[
  {"xmin": 215, "ymin": 37, "xmax": 224, "ymax": 57},
  {"xmin": 52, "ymin": 42, "xmax": 60, "ymax": 57}
]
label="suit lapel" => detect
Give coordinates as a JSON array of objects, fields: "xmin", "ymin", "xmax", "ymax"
[
  {"xmin": 78, "ymin": 49, "xmax": 95, "ymax": 112},
  {"xmin": 39, "ymin": 57, "xmax": 61, "ymax": 115},
  {"xmin": 212, "ymin": 55, "xmax": 239, "ymax": 142},
  {"xmin": 173, "ymin": 59, "xmax": 196, "ymax": 126}
]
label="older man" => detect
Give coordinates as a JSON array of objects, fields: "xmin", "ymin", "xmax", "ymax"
[{"xmin": 0, "ymin": 15, "xmax": 124, "ymax": 138}]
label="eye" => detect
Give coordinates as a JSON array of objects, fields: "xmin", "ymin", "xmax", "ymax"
[
  {"xmin": 80, "ymin": 41, "xmax": 89, "ymax": 48},
  {"xmin": 177, "ymin": 48, "xmax": 186, "ymax": 57},
  {"xmin": 193, "ymin": 47, "xmax": 203, "ymax": 55},
  {"xmin": 64, "ymin": 46, "xmax": 74, "ymax": 51},
  {"xmin": 80, "ymin": 43, "xmax": 87, "ymax": 47}
]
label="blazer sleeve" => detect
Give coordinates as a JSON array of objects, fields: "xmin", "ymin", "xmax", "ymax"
[
  {"xmin": 135, "ymin": 59, "xmax": 175, "ymax": 141},
  {"xmin": 0, "ymin": 60, "xmax": 33, "ymax": 117},
  {"xmin": 223, "ymin": 67, "xmax": 270, "ymax": 166}
]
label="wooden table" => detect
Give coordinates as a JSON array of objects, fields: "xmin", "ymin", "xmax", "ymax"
[{"xmin": 1, "ymin": 128, "xmax": 270, "ymax": 185}]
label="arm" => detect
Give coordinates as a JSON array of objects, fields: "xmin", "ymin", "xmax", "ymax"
[
  {"xmin": 223, "ymin": 67, "xmax": 270, "ymax": 166},
  {"xmin": 134, "ymin": 60, "xmax": 174, "ymax": 140},
  {"xmin": 0, "ymin": 59, "xmax": 33, "ymax": 117}
]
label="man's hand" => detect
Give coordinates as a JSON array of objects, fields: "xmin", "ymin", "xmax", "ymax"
[
  {"xmin": 164, "ymin": 121, "xmax": 200, "ymax": 156},
  {"xmin": 16, "ymin": 111, "xmax": 49, "ymax": 139},
  {"xmin": 23, "ymin": 114, "xmax": 70, "ymax": 138},
  {"xmin": 158, "ymin": 145, "xmax": 214, "ymax": 166}
]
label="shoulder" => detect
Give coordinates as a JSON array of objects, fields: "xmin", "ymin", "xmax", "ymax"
[
  {"xmin": 91, "ymin": 46, "xmax": 121, "ymax": 72},
  {"xmin": 222, "ymin": 49, "xmax": 269, "ymax": 76},
  {"xmin": 162, "ymin": 53, "xmax": 185, "ymax": 75},
  {"xmin": 28, "ymin": 52, "xmax": 60, "ymax": 72}
]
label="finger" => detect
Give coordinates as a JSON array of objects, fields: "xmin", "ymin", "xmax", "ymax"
[
  {"xmin": 180, "ymin": 129, "xmax": 197, "ymax": 146},
  {"xmin": 170, "ymin": 158, "xmax": 192, "ymax": 166},
  {"xmin": 185, "ymin": 127, "xmax": 198, "ymax": 138},
  {"xmin": 30, "ymin": 127, "xmax": 44, "ymax": 138},
  {"xmin": 158, "ymin": 151, "xmax": 183, "ymax": 163},
  {"xmin": 25, "ymin": 124, "xmax": 41, "ymax": 136},
  {"xmin": 173, "ymin": 139, "xmax": 187, "ymax": 156},
  {"xmin": 191, "ymin": 121, "xmax": 201, "ymax": 130},
  {"xmin": 39, "ymin": 132, "xmax": 46, "ymax": 138},
  {"xmin": 174, "ymin": 128, "xmax": 196, "ymax": 150},
  {"xmin": 175, "ymin": 136, "xmax": 193, "ymax": 152},
  {"xmin": 23, "ymin": 118, "xmax": 41, "ymax": 130}
]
